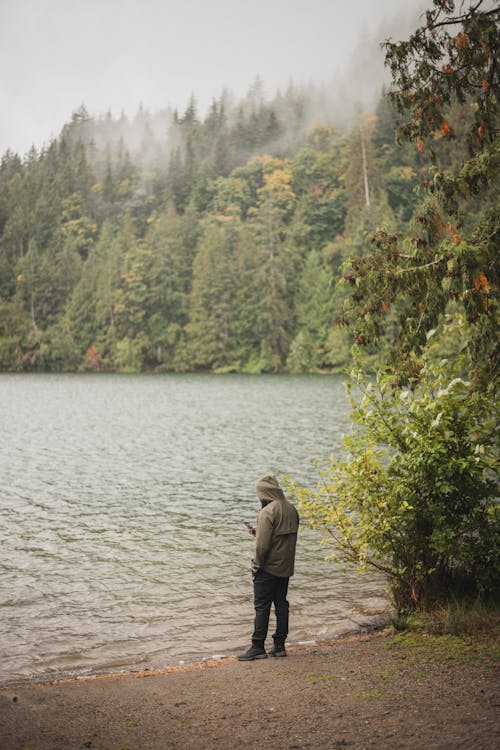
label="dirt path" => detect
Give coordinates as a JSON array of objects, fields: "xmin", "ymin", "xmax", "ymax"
[{"xmin": 1, "ymin": 630, "xmax": 498, "ymax": 750}]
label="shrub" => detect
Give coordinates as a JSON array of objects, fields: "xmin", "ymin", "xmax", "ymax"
[{"xmin": 290, "ymin": 356, "xmax": 499, "ymax": 611}]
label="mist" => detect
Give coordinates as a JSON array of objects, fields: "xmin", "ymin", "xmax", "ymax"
[{"xmin": 0, "ymin": 0, "xmax": 428, "ymax": 159}]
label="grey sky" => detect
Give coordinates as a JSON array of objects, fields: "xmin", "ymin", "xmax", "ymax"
[{"xmin": 0, "ymin": 0, "xmax": 425, "ymax": 157}]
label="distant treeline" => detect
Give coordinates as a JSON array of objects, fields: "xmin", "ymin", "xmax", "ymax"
[{"xmin": 0, "ymin": 83, "xmax": 447, "ymax": 373}]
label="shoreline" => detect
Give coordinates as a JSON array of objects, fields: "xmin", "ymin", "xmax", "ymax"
[
  {"xmin": 2, "ymin": 626, "xmax": 498, "ymax": 750},
  {"xmin": 0, "ymin": 620, "xmax": 390, "ymax": 692}
]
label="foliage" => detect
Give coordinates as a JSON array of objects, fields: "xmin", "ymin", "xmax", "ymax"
[
  {"xmin": 0, "ymin": 22, "xmax": 494, "ymax": 374},
  {"xmin": 342, "ymin": 0, "xmax": 499, "ymax": 386},
  {"xmin": 292, "ymin": 2, "xmax": 499, "ymax": 614},
  {"xmin": 392, "ymin": 598, "xmax": 500, "ymax": 636},
  {"xmin": 1, "ymin": 3, "xmax": 497, "ymax": 619},
  {"xmin": 290, "ymin": 355, "xmax": 499, "ymax": 611},
  {"xmin": 0, "ymin": 63, "xmax": 423, "ymax": 374},
  {"xmin": 286, "ymin": 250, "xmax": 337, "ymax": 372}
]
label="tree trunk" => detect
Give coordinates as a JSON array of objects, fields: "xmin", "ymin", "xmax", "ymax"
[{"xmin": 361, "ymin": 128, "xmax": 370, "ymax": 208}]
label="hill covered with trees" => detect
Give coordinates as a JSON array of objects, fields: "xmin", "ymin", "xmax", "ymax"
[{"xmin": 0, "ymin": 74, "xmax": 473, "ymax": 373}]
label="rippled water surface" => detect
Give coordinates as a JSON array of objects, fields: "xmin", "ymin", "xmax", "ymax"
[{"xmin": 0, "ymin": 374, "xmax": 386, "ymax": 685}]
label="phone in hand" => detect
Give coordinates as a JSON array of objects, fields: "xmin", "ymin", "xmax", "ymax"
[{"xmin": 244, "ymin": 521, "xmax": 256, "ymax": 535}]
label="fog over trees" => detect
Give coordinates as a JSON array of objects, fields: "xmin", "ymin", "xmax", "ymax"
[
  {"xmin": 0, "ymin": 1, "xmax": 496, "ymax": 379},
  {"xmin": 0, "ymin": 78, "xmax": 425, "ymax": 373}
]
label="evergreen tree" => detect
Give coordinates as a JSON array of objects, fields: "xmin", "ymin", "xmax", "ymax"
[
  {"xmin": 344, "ymin": 114, "xmax": 395, "ymax": 242},
  {"xmin": 291, "ymin": 125, "xmax": 347, "ymax": 252},
  {"xmin": 286, "ymin": 250, "xmax": 336, "ymax": 372},
  {"xmin": 143, "ymin": 203, "xmax": 191, "ymax": 368},
  {"xmin": 185, "ymin": 219, "xmax": 239, "ymax": 370},
  {"xmin": 0, "ymin": 42, "xmax": 495, "ymax": 376},
  {"xmin": 247, "ymin": 156, "xmax": 297, "ymax": 371},
  {"xmin": 344, "ymin": 0, "xmax": 499, "ymax": 385}
]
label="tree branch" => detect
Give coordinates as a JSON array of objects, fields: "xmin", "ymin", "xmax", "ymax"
[
  {"xmin": 394, "ymin": 257, "xmax": 447, "ymax": 275},
  {"xmin": 425, "ymin": 3, "xmax": 495, "ymax": 32}
]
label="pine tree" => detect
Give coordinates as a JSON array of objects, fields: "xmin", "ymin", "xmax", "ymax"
[
  {"xmin": 286, "ymin": 250, "xmax": 336, "ymax": 372},
  {"xmin": 185, "ymin": 219, "xmax": 239, "ymax": 370},
  {"xmin": 247, "ymin": 156, "xmax": 297, "ymax": 371}
]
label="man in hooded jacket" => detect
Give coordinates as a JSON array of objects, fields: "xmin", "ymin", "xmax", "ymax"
[{"xmin": 237, "ymin": 474, "xmax": 299, "ymax": 661}]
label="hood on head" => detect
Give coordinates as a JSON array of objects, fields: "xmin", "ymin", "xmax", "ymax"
[{"xmin": 255, "ymin": 474, "xmax": 285, "ymax": 503}]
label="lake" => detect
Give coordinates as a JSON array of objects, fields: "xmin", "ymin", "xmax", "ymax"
[{"xmin": 0, "ymin": 373, "xmax": 386, "ymax": 686}]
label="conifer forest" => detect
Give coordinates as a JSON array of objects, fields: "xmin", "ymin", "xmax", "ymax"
[
  {"xmin": 0, "ymin": 87, "xmax": 423, "ymax": 373},
  {"xmin": 0, "ymin": 0, "xmax": 498, "ymax": 610},
  {"xmin": 0, "ymin": 7, "xmax": 497, "ymax": 378}
]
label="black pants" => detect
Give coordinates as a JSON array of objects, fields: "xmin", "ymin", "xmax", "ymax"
[{"xmin": 252, "ymin": 569, "xmax": 290, "ymax": 648}]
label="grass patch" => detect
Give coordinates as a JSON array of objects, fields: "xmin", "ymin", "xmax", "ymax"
[
  {"xmin": 353, "ymin": 687, "xmax": 382, "ymax": 699},
  {"xmin": 389, "ymin": 631, "xmax": 475, "ymax": 662},
  {"xmin": 387, "ymin": 630, "xmax": 499, "ymax": 664},
  {"xmin": 388, "ymin": 599, "xmax": 500, "ymax": 664},
  {"xmin": 391, "ymin": 599, "xmax": 500, "ymax": 637},
  {"xmin": 303, "ymin": 671, "xmax": 338, "ymax": 685},
  {"xmin": 377, "ymin": 664, "xmax": 398, "ymax": 681}
]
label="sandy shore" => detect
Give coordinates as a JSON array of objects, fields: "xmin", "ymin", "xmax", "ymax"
[{"xmin": 1, "ymin": 629, "xmax": 498, "ymax": 750}]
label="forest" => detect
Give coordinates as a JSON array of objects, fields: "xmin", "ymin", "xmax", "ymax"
[
  {"xmin": 0, "ymin": 0, "xmax": 497, "ymax": 382},
  {"xmin": 290, "ymin": 0, "xmax": 498, "ymax": 611},
  {"xmin": 0, "ymin": 77, "xmax": 432, "ymax": 374},
  {"xmin": 0, "ymin": 0, "xmax": 498, "ymax": 610}
]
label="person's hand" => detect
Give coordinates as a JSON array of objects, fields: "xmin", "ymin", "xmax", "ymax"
[{"xmin": 249, "ymin": 526, "xmax": 256, "ymax": 537}]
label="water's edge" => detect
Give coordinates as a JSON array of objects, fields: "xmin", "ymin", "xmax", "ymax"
[
  {"xmin": 0, "ymin": 614, "xmax": 391, "ymax": 690},
  {"xmin": 0, "ymin": 374, "xmax": 386, "ymax": 684}
]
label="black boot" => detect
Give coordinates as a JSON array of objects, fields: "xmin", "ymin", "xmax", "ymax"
[
  {"xmin": 237, "ymin": 645, "xmax": 268, "ymax": 661},
  {"xmin": 269, "ymin": 643, "xmax": 286, "ymax": 657}
]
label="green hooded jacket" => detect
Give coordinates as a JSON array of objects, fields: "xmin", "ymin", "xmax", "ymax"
[{"xmin": 252, "ymin": 474, "xmax": 299, "ymax": 577}]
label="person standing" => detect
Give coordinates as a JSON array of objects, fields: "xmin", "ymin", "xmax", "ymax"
[{"xmin": 238, "ymin": 474, "xmax": 299, "ymax": 661}]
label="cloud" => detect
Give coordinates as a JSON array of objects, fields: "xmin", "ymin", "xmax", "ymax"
[{"xmin": 0, "ymin": 0, "xmax": 426, "ymax": 156}]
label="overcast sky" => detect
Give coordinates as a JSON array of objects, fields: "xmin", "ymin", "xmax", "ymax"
[{"xmin": 0, "ymin": 0, "xmax": 426, "ymax": 157}]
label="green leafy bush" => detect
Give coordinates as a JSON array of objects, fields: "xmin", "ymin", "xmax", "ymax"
[{"xmin": 290, "ymin": 356, "xmax": 499, "ymax": 611}]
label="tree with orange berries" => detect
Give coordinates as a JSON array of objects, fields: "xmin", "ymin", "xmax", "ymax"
[
  {"xmin": 342, "ymin": 0, "xmax": 498, "ymax": 387},
  {"xmin": 295, "ymin": 1, "xmax": 499, "ymax": 613}
]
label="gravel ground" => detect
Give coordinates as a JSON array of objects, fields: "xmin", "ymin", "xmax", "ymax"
[{"xmin": 1, "ymin": 629, "xmax": 498, "ymax": 750}]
